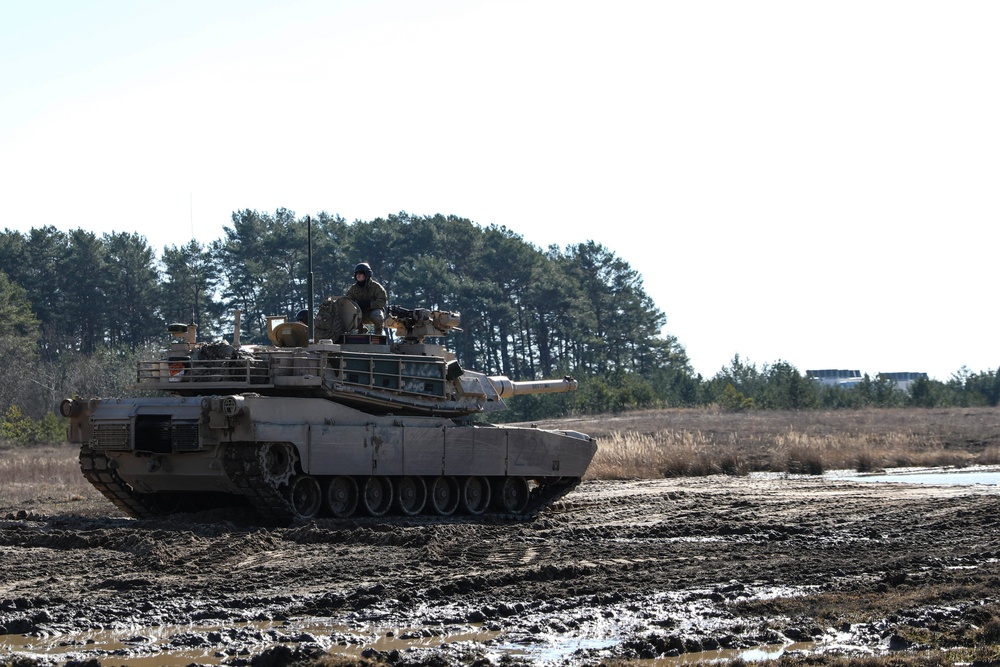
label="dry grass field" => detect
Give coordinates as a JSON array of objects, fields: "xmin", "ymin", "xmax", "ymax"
[
  {"xmin": 0, "ymin": 445, "xmax": 93, "ymax": 510},
  {"xmin": 530, "ymin": 406, "xmax": 1000, "ymax": 479}
]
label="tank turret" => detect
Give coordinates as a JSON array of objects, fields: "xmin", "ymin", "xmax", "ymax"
[
  {"xmin": 63, "ymin": 299, "xmax": 596, "ymax": 524},
  {"xmin": 132, "ymin": 304, "xmax": 578, "ymax": 417}
]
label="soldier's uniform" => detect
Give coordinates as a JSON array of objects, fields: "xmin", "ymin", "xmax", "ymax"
[{"xmin": 346, "ymin": 263, "xmax": 387, "ymax": 334}]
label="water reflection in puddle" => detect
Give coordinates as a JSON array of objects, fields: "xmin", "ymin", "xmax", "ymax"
[
  {"xmin": 616, "ymin": 642, "xmax": 816, "ymax": 665},
  {"xmin": 738, "ymin": 643, "xmax": 813, "ymax": 661},
  {"xmin": 0, "ymin": 617, "xmax": 818, "ymax": 667},
  {"xmin": 0, "ymin": 620, "xmax": 500, "ymax": 667},
  {"xmin": 844, "ymin": 469, "xmax": 1000, "ymax": 486}
]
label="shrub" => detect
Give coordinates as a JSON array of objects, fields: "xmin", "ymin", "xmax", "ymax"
[
  {"xmin": 718, "ymin": 383, "xmax": 755, "ymax": 412},
  {"xmin": 785, "ymin": 445, "xmax": 825, "ymax": 475},
  {"xmin": 0, "ymin": 405, "xmax": 66, "ymax": 446}
]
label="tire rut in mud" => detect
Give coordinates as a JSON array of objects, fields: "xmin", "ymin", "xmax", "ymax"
[{"xmin": 4, "ymin": 477, "xmax": 1000, "ymax": 665}]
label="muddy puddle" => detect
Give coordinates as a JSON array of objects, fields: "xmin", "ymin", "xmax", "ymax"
[
  {"xmin": 1, "ymin": 619, "xmax": 500, "ymax": 666},
  {"xmin": 839, "ymin": 466, "xmax": 1000, "ymax": 486},
  {"xmin": 2, "ymin": 618, "xmax": 819, "ymax": 666},
  {"xmin": 1, "ymin": 582, "xmax": 821, "ymax": 666}
]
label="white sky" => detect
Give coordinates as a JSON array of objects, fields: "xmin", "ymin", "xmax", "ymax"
[{"xmin": 1, "ymin": 0, "xmax": 998, "ymax": 381}]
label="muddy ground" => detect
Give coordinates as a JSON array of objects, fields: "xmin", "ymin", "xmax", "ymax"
[{"xmin": 3, "ymin": 466, "xmax": 1000, "ymax": 666}]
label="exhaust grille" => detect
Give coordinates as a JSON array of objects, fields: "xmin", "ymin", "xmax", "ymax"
[
  {"xmin": 91, "ymin": 422, "xmax": 131, "ymax": 450},
  {"xmin": 134, "ymin": 416, "xmax": 202, "ymax": 453},
  {"xmin": 172, "ymin": 422, "xmax": 201, "ymax": 451}
]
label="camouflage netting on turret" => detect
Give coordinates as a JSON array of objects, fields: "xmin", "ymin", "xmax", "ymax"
[
  {"xmin": 194, "ymin": 341, "xmax": 245, "ymax": 361},
  {"xmin": 189, "ymin": 341, "xmax": 268, "ymax": 382}
]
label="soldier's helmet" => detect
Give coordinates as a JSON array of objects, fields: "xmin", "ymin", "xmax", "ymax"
[
  {"xmin": 294, "ymin": 309, "xmax": 309, "ymax": 324},
  {"xmin": 354, "ymin": 262, "xmax": 372, "ymax": 279}
]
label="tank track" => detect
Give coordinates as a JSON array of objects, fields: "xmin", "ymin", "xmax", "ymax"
[
  {"xmin": 78, "ymin": 446, "xmax": 159, "ymax": 520},
  {"xmin": 219, "ymin": 442, "xmax": 583, "ymax": 524},
  {"xmin": 81, "ymin": 443, "xmax": 582, "ymax": 525},
  {"xmin": 222, "ymin": 443, "xmax": 297, "ymax": 525},
  {"xmin": 352, "ymin": 477, "xmax": 583, "ymax": 526}
]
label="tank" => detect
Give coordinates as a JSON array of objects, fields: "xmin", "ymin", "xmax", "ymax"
[{"xmin": 61, "ymin": 300, "xmax": 596, "ymax": 524}]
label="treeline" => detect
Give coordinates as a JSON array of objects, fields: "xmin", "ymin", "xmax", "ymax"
[
  {"xmin": 699, "ymin": 356, "xmax": 1000, "ymax": 412},
  {"xmin": 0, "ymin": 209, "xmax": 685, "ymax": 373},
  {"xmin": 509, "ymin": 355, "xmax": 1000, "ymax": 422},
  {"xmin": 0, "ymin": 210, "xmax": 689, "ymax": 429},
  {"xmin": 0, "ymin": 210, "xmax": 997, "ymax": 439}
]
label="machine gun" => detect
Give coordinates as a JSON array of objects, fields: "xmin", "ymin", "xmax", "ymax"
[{"xmin": 386, "ymin": 305, "xmax": 462, "ymax": 341}]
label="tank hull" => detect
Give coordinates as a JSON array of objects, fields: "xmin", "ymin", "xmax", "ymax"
[
  {"xmin": 68, "ymin": 308, "xmax": 596, "ymax": 523},
  {"xmin": 70, "ymin": 394, "xmax": 596, "ymax": 523}
]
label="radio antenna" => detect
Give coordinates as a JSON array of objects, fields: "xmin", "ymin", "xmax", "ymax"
[{"xmin": 307, "ymin": 215, "xmax": 314, "ymax": 339}]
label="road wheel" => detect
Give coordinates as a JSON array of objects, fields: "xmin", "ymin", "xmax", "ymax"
[
  {"xmin": 428, "ymin": 476, "xmax": 459, "ymax": 516},
  {"xmin": 325, "ymin": 476, "xmax": 359, "ymax": 518},
  {"xmin": 492, "ymin": 477, "xmax": 530, "ymax": 515},
  {"xmin": 460, "ymin": 476, "xmax": 491, "ymax": 515},
  {"xmin": 288, "ymin": 475, "xmax": 322, "ymax": 519},
  {"xmin": 361, "ymin": 476, "xmax": 393, "ymax": 516},
  {"xmin": 395, "ymin": 476, "xmax": 427, "ymax": 516}
]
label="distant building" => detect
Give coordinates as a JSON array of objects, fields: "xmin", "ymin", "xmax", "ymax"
[
  {"xmin": 806, "ymin": 369, "xmax": 928, "ymax": 391},
  {"xmin": 877, "ymin": 372, "xmax": 928, "ymax": 391},
  {"xmin": 806, "ymin": 369, "xmax": 863, "ymax": 388}
]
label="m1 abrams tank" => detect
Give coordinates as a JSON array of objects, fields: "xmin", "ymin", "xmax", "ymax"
[{"xmin": 62, "ymin": 299, "xmax": 596, "ymax": 524}]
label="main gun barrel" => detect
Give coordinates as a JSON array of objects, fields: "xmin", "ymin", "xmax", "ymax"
[{"xmin": 488, "ymin": 375, "xmax": 578, "ymax": 398}]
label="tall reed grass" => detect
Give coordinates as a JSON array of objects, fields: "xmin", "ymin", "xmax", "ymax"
[
  {"xmin": 591, "ymin": 431, "xmax": 749, "ymax": 479},
  {"xmin": 580, "ymin": 407, "xmax": 1000, "ymax": 480}
]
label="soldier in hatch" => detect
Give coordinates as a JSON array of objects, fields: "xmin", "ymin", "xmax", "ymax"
[{"xmin": 345, "ymin": 262, "xmax": 388, "ymax": 334}]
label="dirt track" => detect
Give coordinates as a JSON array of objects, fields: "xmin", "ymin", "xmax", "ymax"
[{"xmin": 3, "ymin": 470, "xmax": 1000, "ymax": 666}]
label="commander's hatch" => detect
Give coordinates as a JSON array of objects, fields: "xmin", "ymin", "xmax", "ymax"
[{"xmin": 267, "ymin": 316, "xmax": 310, "ymax": 347}]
